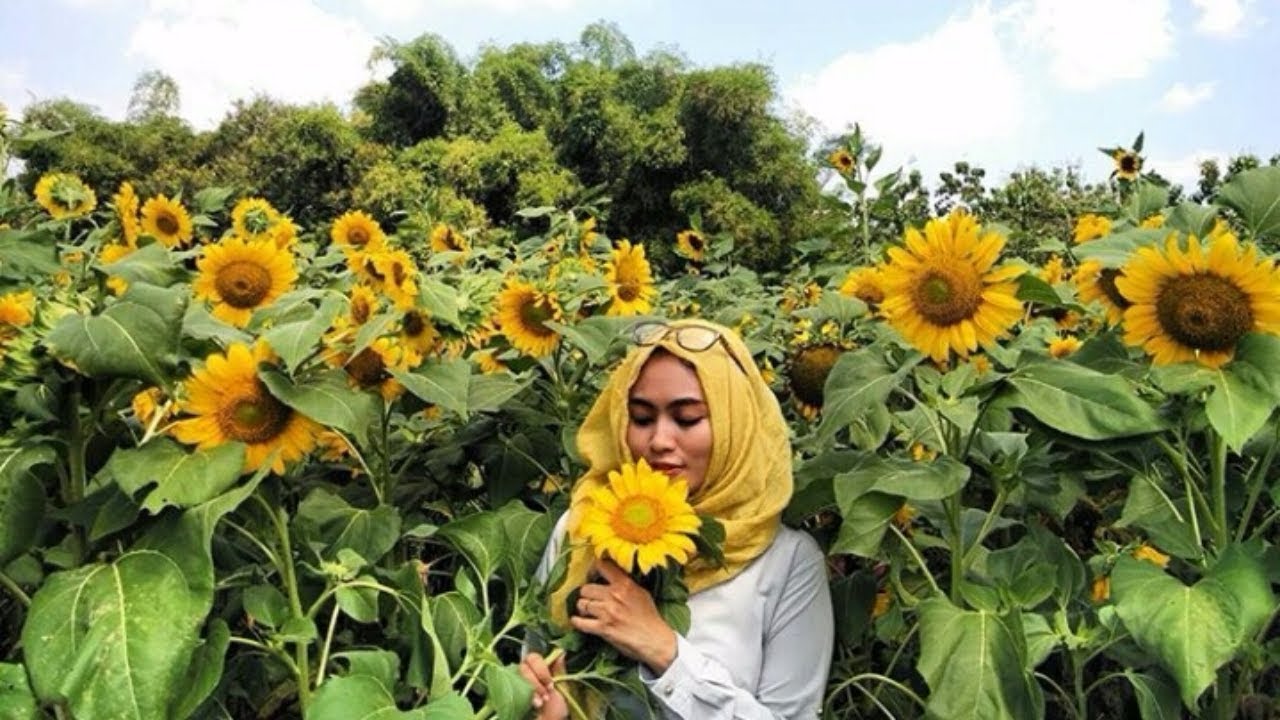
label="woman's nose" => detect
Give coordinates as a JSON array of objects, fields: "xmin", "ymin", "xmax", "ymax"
[{"xmin": 649, "ymin": 417, "xmax": 678, "ymax": 452}]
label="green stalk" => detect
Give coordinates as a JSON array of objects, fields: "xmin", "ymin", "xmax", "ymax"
[
  {"xmin": 1208, "ymin": 429, "xmax": 1229, "ymax": 551},
  {"xmin": 945, "ymin": 496, "xmax": 963, "ymax": 602},
  {"xmin": 271, "ymin": 505, "xmax": 311, "ymax": 710},
  {"xmin": 961, "ymin": 487, "xmax": 1008, "ymax": 566},
  {"xmin": 1235, "ymin": 421, "xmax": 1280, "ymax": 543},
  {"xmin": 0, "ymin": 569, "xmax": 31, "ymax": 606},
  {"xmin": 314, "ymin": 602, "xmax": 341, "ymax": 687},
  {"xmin": 65, "ymin": 377, "xmax": 86, "ymax": 505}
]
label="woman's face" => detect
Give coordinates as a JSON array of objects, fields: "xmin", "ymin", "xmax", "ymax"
[{"xmin": 626, "ymin": 352, "xmax": 713, "ymax": 495}]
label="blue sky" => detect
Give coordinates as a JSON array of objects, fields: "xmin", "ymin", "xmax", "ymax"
[{"xmin": 1, "ymin": 0, "xmax": 1276, "ymax": 189}]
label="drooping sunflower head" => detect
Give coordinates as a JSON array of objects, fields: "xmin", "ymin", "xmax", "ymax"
[
  {"xmin": 1074, "ymin": 260, "xmax": 1131, "ymax": 326},
  {"xmin": 359, "ymin": 249, "xmax": 419, "ymax": 310},
  {"xmin": 839, "ymin": 266, "xmax": 887, "ymax": 308},
  {"xmin": 192, "ymin": 237, "xmax": 298, "ymax": 327},
  {"xmin": 231, "ymin": 197, "xmax": 283, "ymax": 241},
  {"xmin": 112, "ymin": 182, "xmax": 141, "ymax": 245},
  {"xmin": 788, "ymin": 343, "xmax": 844, "ymax": 418},
  {"xmin": 34, "ymin": 173, "xmax": 96, "ymax": 220},
  {"xmin": 605, "ymin": 240, "xmax": 656, "ymax": 317},
  {"xmin": 0, "ymin": 290, "xmax": 36, "ymax": 327},
  {"xmin": 829, "ymin": 148, "xmax": 855, "ymax": 175},
  {"xmin": 1113, "ymin": 150, "xmax": 1143, "ymax": 181},
  {"xmin": 330, "ymin": 210, "xmax": 385, "ymax": 254},
  {"xmin": 880, "ymin": 210, "xmax": 1025, "ymax": 362},
  {"xmin": 1048, "ymin": 335, "xmax": 1083, "ymax": 358},
  {"xmin": 675, "ymin": 229, "xmax": 706, "ymax": 263},
  {"xmin": 430, "ymin": 223, "xmax": 469, "ymax": 254},
  {"xmin": 1073, "ymin": 214, "xmax": 1112, "ymax": 244},
  {"xmin": 140, "ymin": 194, "xmax": 195, "ymax": 248},
  {"xmin": 473, "ymin": 349, "xmax": 507, "ymax": 375},
  {"xmin": 169, "ymin": 342, "xmax": 321, "ymax": 474},
  {"xmin": 1115, "ymin": 230, "xmax": 1280, "ymax": 367},
  {"xmin": 495, "ymin": 279, "xmax": 562, "ymax": 358},
  {"xmin": 573, "ymin": 458, "xmax": 701, "ymax": 575}
]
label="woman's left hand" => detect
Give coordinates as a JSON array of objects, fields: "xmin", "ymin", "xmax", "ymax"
[{"xmin": 570, "ymin": 559, "xmax": 677, "ymax": 674}]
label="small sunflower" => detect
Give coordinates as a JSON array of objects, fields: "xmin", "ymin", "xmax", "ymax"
[
  {"xmin": 1048, "ymin": 335, "xmax": 1082, "ymax": 358},
  {"xmin": 829, "ymin": 148, "xmax": 855, "ymax": 175},
  {"xmin": 169, "ymin": 342, "xmax": 321, "ymax": 474},
  {"xmin": 430, "ymin": 223, "xmax": 469, "ymax": 254},
  {"xmin": 1074, "ymin": 260, "xmax": 1131, "ymax": 326},
  {"xmin": 359, "ymin": 249, "xmax": 419, "ymax": 310},
  {"xmin": 495, "ymin": 280, "xmax": 563, "ymax": 358},
  {"xmin": 1115, "ymin": 230, "xmax": 1280, "ymax": 367},
  {"xmin": 788, "ymin": 343, "xmax": 844, "ymax": 419},
  {"xmin": 839, "ymin": 266, "xmax": 886, "ymax": 308},
  {"xmin": 347, "ymin": 285, "xmax": 381, "ymax": 327},
  {"xmin": 1039, "ymin": 255, "xmax": 1067, "ymax": 285},
  {"xmin": 1132, "ymin": 544, "xmax": 1170, "ymax": 568},
  {"xmin": 880, "ymin": 210, "xmax": 1025, "ymax": 363},
  {"xmin": 339, "ymin": 337, "xmax": 418, "ymax": 401},
  {"xmin": 871, "ymin": 591, "xmax": 892, "ymax": 619},
  {"xmin": 113, "ymin": 182, "xmax": 141, "ymax": 245},
  {"xmin": 473, "ymin": 349, "xmax": 507, "ymax": 374},
  {"xmin": 605, "ymin": 240, "xmax": 656, "ymax": 317},
  {"xmin": 1073, "ymin": 214, "xmax": 1112, "ymax": 244},
  {"xmin": 331, "ymin": 210, "xmax": 386, "ymax": 254},
  {"xmin": 579, "ymin": 217, "xmax": 600, "ymax": 253},
  {"xmin": 573, "ymin": 458, "xmax": 701, "ymax": 575},
  {"xmin": 0, "ymin": 290, "xmax": 36, "ymax": 327},
  {"xmin": 1140, "ymin": 214, "xmax": 1165, "ymax": 229},
  {"xmin": 193, "ymin": 237, "xmax": 298, "ymax": 327},
  {"xmin": 1091, "ymin": 575, "xmax": 1111, "ymax": 603},
  {"xmin": 140, "ymin": 194, "xmax": 195, "ymax": 247},
  {"xmin": 231, "ymin": 197, "xmax": 283, "ymax": 241},
  {"xmin": 400, "ymin": 309, "xmax": 438, "ymax": 355},
  {"xmin": 98, "ymin": 242, "xmax": 136, "ymax": 295},
  {"xmin": 1113, "ymin": 150, "xmax": 1142, "ymax": 182},
  {"xmin": 675, "ymin": 229, "xmax": 707, "ymax": 263},
  {"xmin": 34, "ymin": 173, "xmax": 96, "ymax": 220},
  {"xmin": 131, "ymin": 387, "xmax": 172, "ymax": 427}
]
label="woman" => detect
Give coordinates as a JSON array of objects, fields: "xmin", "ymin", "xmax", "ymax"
[{"xmin": 520, "ymin": 319, "xmax": 834, "ymax": 719}]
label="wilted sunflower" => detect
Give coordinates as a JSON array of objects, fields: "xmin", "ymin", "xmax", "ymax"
[
  {"xmin": 1073, "ymin": 214, "xmax": 1112, "ymax": 244},
  {"xmin": 359, "ymin": 249, "xmax": 419, "ymax": 310},
  {"xmin": 331, "ymin": 210, "xmax": 385, "ymax": 254},
  {"xmin": 1115, "ymin": 230, "xmax": 1280, "ymax": 367},
  {"xmin": 193, "ymin": 237, "xmax": 298, "ymax": 327},
  {"xmin": 34, "ymin": 173, "xmax": 96, "ymax": 220},
  {"xmin": 1112, "ymin": 150, "xmax": 1142, "ymax": 182},
  {"xmin": 788, "ymin": 343, "xmax": 844, "ymax": 419},
  {"xmin": 495, "ymin": 279, "xmax": 562, "ymax": 357},
  {"xmin": 675, "ymin": 229, "xmax": 706, "ymax": 263},
  {"xmin": 140, "ymin": 194, "xmax": 195, "ymax": 247},
  {"xmin": 231, "ymin": 197, "xmax": 283, "ymax": 241},
  {"xmin": 0, "ymin": 290, "xmax": 35, "ymax": 327},
  {"xmin": 430, "ymin": 223, "xmax": 468, "ymax": 254},
  {"xmin": 573, "ymin": 458, "xmax": 701, "ymax": 575},
  {"xmin": 829, "ymin": 148, "xmax": 855, "ymax": 175},
  {"xmin": 1074, "ymin": 260, "xmax": 1131, "ymax": 325},
  {"xmin": 131, "ymin": 387, "xmax": 172, "ymax": 428},
  {"xmin": 1048, "ymin": 335, "xmax": 1082, "ymax": 358},
  {"xmin": 605, "ymin": 240, "xmax": 656, "ymax": 316},
  {"xmin": 113, "ymin": 182, "xmax": 141, "ymax": 245},
  {"xmin": 839, "ymin": 266, "xmax": 886, "ymax": 308},
  {"xmin": 880, "ymin": 211, "xmax": 1025, "ymax": 362},
  {"xmin": 169, "ymin": 342, "xmax": 321, "ymax": 474}
]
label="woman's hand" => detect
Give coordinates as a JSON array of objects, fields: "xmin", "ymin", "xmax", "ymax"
[
  {"xmin": 519, "ymin": 651, "xmax": 568, "ymax": 719},
  {"xmin": 571, "ymin": 559, "xmax": 678, "ymax": 674}
]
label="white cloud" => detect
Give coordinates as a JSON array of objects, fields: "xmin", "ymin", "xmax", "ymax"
[
  {"xmin": 126, "ymin": 0, "xmax": 381, "ymax": 128},
  {"xmin": 787, "ymin": 4, "xmax": 1032, "ymax": 180},
  {"xmin": 360, "ymin": 0, "xmax": 579, "ymax": 21},
  {"xmin": 0, "ymin": 63, "xmax": 31, "ymax": 118},
  {"xmin": 1159, "ymin": 81, "xmax": 1215, "ymax": 112},
  {"xmin": 1148, "ymin": 148, "xmax": 1228, "ymax": 188},
  {"xmin": 1191, "ymin": 0, "xmax": 1253, "ymax": 36},
  {"xmin": 1012, "ymin": 0, "xmax": 1174, "ymax": 90}
]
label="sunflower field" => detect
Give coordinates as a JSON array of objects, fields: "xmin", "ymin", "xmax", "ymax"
[{"xmin": 4, "ymin": 50, "xmax": 1280, "ymax": 719}]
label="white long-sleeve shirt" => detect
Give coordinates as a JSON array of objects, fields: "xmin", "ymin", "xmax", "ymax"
[{"xmin": 536, "ymin": 514, "xmax": 834, "ymax": 719}]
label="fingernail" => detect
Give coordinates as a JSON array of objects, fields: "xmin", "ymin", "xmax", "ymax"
[{"xmin": 533, "ymin": 696, "xmax": 543, "ymax": 708}]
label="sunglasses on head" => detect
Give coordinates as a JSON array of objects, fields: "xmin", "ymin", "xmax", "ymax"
[{"xmin": 630, "ymin": 321, "xmax": 750, "ymax": 376}]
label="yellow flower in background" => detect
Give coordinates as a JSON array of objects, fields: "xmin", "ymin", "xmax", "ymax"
[
  {"xmin": 399, "ymin": 309, "xmax": 438, "ymax": 355},
  {"xmin": 1075, "ymin": 260, "xmax": 1131, "ymax": 326},
  {"xmin": 34, "ymin": 173, "xmax": 96, "ymax": 220},
  {"xmin": 838, "ymin": 266, "xmax": 886, "ymax": 308},
  {"xmin": 231, "ymin": 197, "xmax": 283, "ymax": 241},
  {"xmin": 1073, "ymin": 214, "xmax": 1112, "ymax": 244},
  {"xmin": 910, "ymin": 444, "xmax": 937, "ymax": 462},
  {"xmin": 113, "ymin": 182, "xmax": 141, "ymax": 245},
  {"xmin": 871, "ymin": 591, "xmax": 891, "ymax": 619},
  {"xmin": 969, "ymin": 353, "xmax": 993, "ymax": 375},
  {"xmin": 430, "ymin": 223, "xmax": 469, "ymax": 254},
  {"xmin": 140, "ymin": 194, "xmax": 194, "ymax": 247},
  {"xmin": 169, "ymin": 342, "xmax": 321, "ymax": 474},
  {"xmin": 829, "ymin": 148, "xmax": 855, "ymax": 175},
  {"xmin": 339, "ymin": 337, "xmax": 418, "ymax": 401},
  {"xmin": 1116, "ymin": 230, "xmax": 1280, "ymax": 368},
  {"xmin": 360, "ymin": 249, "xmax": 419, "ymax": 310},
  {"xmin": 579, "ymin": 216, "xmax": 600, "ymax": 253},
  {"xmin": 1132, "ymin": 544, "xmax": 1170, "ymax": 568},
  {"xmin": 1113, "ymin": 149, "xmax": 1142, "ymax": 181},
  {"xmin": 788, "ymin": 343, "xmax": 844, "ymax": 419},
  {"xmin": 1039, "ymin": 255, "xmax": 1067, "ymax": 285},
  {"xmin": 892, "ymin": 503, "xmax": 918, "ymax": 530},
  {"xmin": 99, "ymin": 242, "xmax": 135, "ymax": 295},
  {"xmin": 131, "ymin": 387, "xmax": 171, "ymax": 427},
  {"xmin": 495, "ymin": 279, "xmax": 562, "ymax": 357},
  {"xmin": 1091, "ymin": 575, "xmax": 1110, "ymax": 603},
  {"xmin": 1048, "ymin": 335, "xmax": 1083, "ymax": 358},
  {"xmin": 574, "ymin": 458, "xmax": 702, "ymax": 575},
  {"xmin": 675, "ymin": 229, "xmax": 706, "ymax": 263},
  {"xmin": 193, "ymin": 237, "xmax": 298, "ymax": 327},
  {"xmin": 605, "ymin": 240, "xmax": 656, "ymax": 316},
  {"xmin": 331, "ymin": 210, "xmax": 385, "ymax": 254},
  {"xmin": 315, "ymin": 430, "xmax": 353, "ymax": 463},
  {"xmin": 473, "ymin": 349, "xmax": 507, "ymax": 374},
  {"xmin": 880, "ymin": 210, "xmax": 1024, "ymax": 363},
  {"xmin": 0, "ymin": 290, "xmax": 36, "ymax": 327},
  {"xmin": 268, "ymin": 216, "xmax": 299, "ymax": 250},
  {"xmin": 1140, "ymin": 214, "xmax": 1165, "ymax": 229},
  {"xmin": 347, "ymin": 285, "xmax": 380, "ymax": 327}
]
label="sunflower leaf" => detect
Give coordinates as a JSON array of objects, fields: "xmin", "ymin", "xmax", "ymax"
[
  {"xmin": 0, "ymin": 445, "xmax": 54, "ymax": 566},
  {"xmin": 261, "ymin": 292, "xmax": 344, "ymax": 373},
  {"xmin": 1074, "ymin": 228, "xmax": 1167, "ymax": 267},
  {"xmin": 96, "ymin": 243, "xmax": 186, "ymax": 288},
  {"xmin": 96, "ymin": 438, "xmax": 246, "ymax": 513},
  {"xmin": 393, "ymin": 358, "xmax": 471, "ymax": 418},
  {"xmin": 0, "ymin": 663, "xmax": 38, "ymax": 720},
  {"xmin": 1003, "ymin": 359, "xmax": 1166, "ymax": 439},
  {"xmin": 1216, "ymin": 165, "xmax": 1280, "ymax": 240},
  {"xmin": 419, "ymin": 277, "xmax": 461, "ymax": 328},
  {"xmin": 260, "ymin": 368, "xmax": 380, "ymax": 449},
  {"xmin": 0, "ymin": 227, "xmax": 60, "ymax": 280},
  {"xmin": 818, "ymin": 348, "xmax": 920, "ymax": 445},
  {"xmin": 45, "ymin": 298, "xmax": 182, "ymax": 387},
  {"xmin": 1165, "ymin": 202, "xmax": 1219, "ymax": 237},
  {"xmin": 1204, "ymin": 334, "xmax": 1280, "ymax": 452}
]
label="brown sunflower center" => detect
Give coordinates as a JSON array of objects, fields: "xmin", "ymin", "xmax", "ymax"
[
  {"xmin": 346, "ymin": 348, "xmax": 389, "ymax": 388},
  {"xmin": 156, "ymin": 211, "xmax": 180, "ymax": 236},
  {"xmin": 215, "ymin": 261, "xmax": 273, "ymax": 308},
  {"xmin": 617, "ymin": 280, "xmax": 641, "ymax": 302},
  {"xmin": 855, "ymin": 284, "xmax": 885, "ymax": 306},
  {"xmin": 688, "ymin": 233, "xmax": 705, "ymax": 252},
  {"xmin": 1098, "ymin": 269, "xmax": 1132, "ymax": 311},
  {"xmin": 610, "ymin": 495, "xmax": 667, "ymax": 543},
  {"xmin": 442, "ymin": 230, "xmax": 462, "ymax": 251},
  {"xmin": 391, "ymin": 261, "xmax": 408, "ymax": 286},
  {"xmin": 220, "ymin": 389, "xmax": 292, "ymax": 444},
  {"xmin": 347, "ymin": 226, "xmax": 371, "ymax": 247},
  {"xmin": 519, "ymin": 296, "xmax": 557, "ymax": 338},
  {"xmin": 351, "ymin": 296, "xmax": 372, "ymax": 324},
  {"xmin": 790, "ymin": 344, "xmax": 843, "ymax": 408},
  {"xmin": 911, "ymin": 265, "xmax": 982, "ymax": 326},
  {"xmin": 403, "ymin": 310, "xmax": 427, "ymax": 338},
  {"xmin": 1155, "ymin": 273, "xmax": 1254, "ymax": 352},
  {"xmin": 1120, "ymin": 155, "xmax": 1140, "ymax": 174}
]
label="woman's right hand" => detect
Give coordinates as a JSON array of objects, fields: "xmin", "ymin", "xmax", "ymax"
[{"xmin": 519, "ymin": 652, "xmax": 568, "ymax": 719}]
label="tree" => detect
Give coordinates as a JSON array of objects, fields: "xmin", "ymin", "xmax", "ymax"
[
  {"xmin": 126, "ymin": 70, "xmax": 180, "ymax": 122},
  {"xmin": 356, "ymin": 35, "xmax": 466, "ymax": 146}
]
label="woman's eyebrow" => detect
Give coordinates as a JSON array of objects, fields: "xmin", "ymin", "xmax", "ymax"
[{"xmin": 627, "ymin": 397, "xmax": 706, "ymax": 410}]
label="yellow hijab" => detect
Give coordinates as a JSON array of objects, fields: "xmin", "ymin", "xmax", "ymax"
[{"xmin": 548, "ymin": 319, "xmax": 793, "ymax": 627}]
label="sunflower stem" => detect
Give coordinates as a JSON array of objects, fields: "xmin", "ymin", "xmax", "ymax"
[
  {"xmin": 1235, "ymin": 420, "xmax": 1279, "ymax": 543},
  {"xmin": 0, "ymin": 569, "xmax": 31, "ymax": 607},
  {"xmin": 314, "ymin": 601, "xmax": 341, "ymax": 688},
  {"xmin": 1209, "ymin": 428, "xmax": 1229, "ymax": 551},
  {"xmin": 889, "ymin": 524, "xmax": 941, "ymax": 597},
  {"xmin": 65, "ymin": 376, "xmax": 86, "ymax": 506},
  {"xmin": 270, "ymin": 503, "xmax": 311, "ymax": 709},
  {"xmin": 945, "ymin": 497, "xmax": 963, "ymax": 603}
]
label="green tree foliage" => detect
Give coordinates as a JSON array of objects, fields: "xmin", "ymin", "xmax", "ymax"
[
  {"xmin": 356, "ymin": 35, "xmax": 467, "ymax": 146},
  {"xmin": 126, "ymin": 70, "xmax": 181, "ymax": 122}
]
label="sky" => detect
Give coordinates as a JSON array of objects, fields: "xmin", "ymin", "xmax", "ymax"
[{"xmin": 1, "ymin": 0, "xmax": 1277, "ymax": 190}]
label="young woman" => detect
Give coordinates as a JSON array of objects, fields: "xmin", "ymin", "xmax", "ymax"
[{"xmin": 520, "ymin": 319, "xmax": 834, "ymax": 719}]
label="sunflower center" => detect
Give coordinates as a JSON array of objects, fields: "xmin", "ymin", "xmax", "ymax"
[
  {"xmin": 391, "ymin": 261, "xmax": 408, "ymax": 286},
  {"xmin": 689, "ymin": 234, "xmax": 704, "ymax": 252},
  {"xmin": 855, "ymin": 284, "xmax": 884, "ymax": 306},
  {"xmin": 346, "ymin": 348, "xmax": 388, "ymax": 388},
  {"xmin": 351, "ymin": 296, "xmax": 372, "ymax": 324},
  {"xmin": 1120, "ymin": 155, "xmax": 1139, "ymax": 173},
  {"xmin": 519, "ymin": 297, "xmax": 557, "ymax": 338},
  {"xmin": 403, "ymin": 310, "xmax": 427, "ymax": 338},
  {"xmin": 1098, "ymin": 269, "xmax": 1132, "ymax": 310},
  {"xmin": 790, "ymin": 344, "xmax": 843, "ymax": 408},
  {"xmin": 219, "ymin": 389, "xmax": 292, "ymax": 444},
  {"xmin": 1155, "ymin": 273, "xmax": 1254, "ymax": 352},
  {"xmin": 347, "ymin": 226, "xmax": 370, "ymax": 247},
  {"xmin": 617, "ymin": 281, "xmax": 641, "ymax": 302},
  {"xmin": 911, "ymin": 265, "xmax": 982, "ymax": 326},
  {"xmin": 442, "ymin": 230, "xmax": 461, "ymax": 251},
  {"xmin": 156, "ymin": 211, "xmax": 180, "ymax": 236},
  {"xmin": 610, "ymin": 496, "xmax": 667, "ymax": 543},
  {"xmin": 215, "ymin": 261, "xmax": 273, "ymax": 309}
]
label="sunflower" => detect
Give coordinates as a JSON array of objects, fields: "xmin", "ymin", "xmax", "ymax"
[
  {"xmin": 1048, "ymin": 335, "xmax": 1082, "ymax": 358},
  {"xmin": 573, "ymin": 458, "xmax": 701, "ymax": 575},
  {"xmin": 1132, "ymin": 544, "xmax": 1170, "ymax": 568},
  {"xmin": 473, "ymin": 349, "xmax": 507, "ymax": 374},
  {"xmin": 193, "ymin": 237, "xmax": 298, "ymax": 327},
  {"xmin": 1073, "ymin": 214, "xmax": 1112, "ymax": 244},
  {"xmin": 113, "ymin": 182, "xmax": 141, "ymax": 245},
  {"xmin": 579, "ymin": 216, "xmax": 601, "ymax": 253},
  {"xmin": 268, "ymin": 216, "xmax": 299, "ymax": 250},
  {"xmin": 359, "ymin": 249, "xmax": 419, "ymax": 310},
  {"xmin": 1113, "ymin": 150, "xmax": 1142, "ymax": 182},
  {"xmin": 829, "ymin": 148, "xmax": 855, "ymax": 175},
  {"xmin": 675, "ymin": 229, "xmax": 706, "ymax": 263},
  {"xmin": 880, "ymin": 211, "xmax": 1025, "ymax": 363},
  {"xmin": 871, "ymin": 591, "xmax": 892, "ymax": 619},
  {"xmin": 140, "ymin": 194, "xmax": 195, "ymax": 247},
  {"xmin": 430, "ymin": 223, "xmax": 468, "ymax": 254},
  {"xmin": 1074, "ymin": 260, "xmax": 1131, "ymax": 325},
  {"xmin": 400, "ymin": 309, "xmax": 438, "ymax": 355},
  {"xmin": 839, "ymin": 266, "xmax": 886, "ymax": 308},
  {"xmin": 34, "ymin": 173, "xmax": 96, "ymax": 220},
  {"xmin": 1039, "ymin": 255, "xmax": 1067, "ymax": 285},
  {"xmin": 1115, "ymin": 230, "xmax": 1280, "ymax": 367},
  {"xmin": 131, "ymin": 387, "xmax": 172, "ymax": 428},
  {"xmin": 347, "ymin": 285, "xmax": 381, "ymax": 326},
  {"xmin": 169, "ymin": 342, "xmax": 321, "ymax": 474},
  {"xmin": 605, "ymin": 240, "xmax": 656, "ymax": 316},
  {"xmin": 339, "ymin": 337, "xmax": 418, "ymax": 401},
  {"xmin": 331, "ymin": 210, "xmax": 386, "ymax": 254},
  {"xmin": 788, "ymin": 343, "xmax": 844, "ymax": 419},
  {"xmin": 231, "ymin": 197, "xmax": 283, "ymax": 241},
  {"xmin": 1091, "ymin": 575, "xmax": 1110, "ymax": 603},
  {"xmin": 495, "ymin": 279, "xmax": 563, "ymax": 357},
  {"xmin": 99, "ymin": 242, "xmax": 136, "ymax": 295},
  {"xmin": 0, "ymin": 291, "xmax": 35, "ymax": 327},
  {"xmin": 1140, "ymin": 214, "xmax": 1165, "ymax": 229}
]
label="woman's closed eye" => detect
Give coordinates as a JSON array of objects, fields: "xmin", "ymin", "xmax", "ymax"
[{"xmin": 674, "ymin": 414, "xmax": 705, "ymax": 428}]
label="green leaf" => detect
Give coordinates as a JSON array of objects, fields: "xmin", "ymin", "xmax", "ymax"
[
  {"xmin": 307, "ymin": 674, "xmax": 430, "ymax": 719},
  {"xmin": 468, "ymin": 374, "xmax": 530, "ymax": 414},
  {"xmin": 260, "ymin": 368, "xmax": 381, "ymax": 448},
  {"xmin": 192, "ymin": 186, "xmax": 236, "ymax": 215},
  {"xmin": 1124, "ymin": 671, "xmax": 1181, "ymax": 720},
  {"xmin": 97, "ymin": 438, "xmax": 246, "ymax": 513},
  {"xmin": 1165, "ymin": 203, "xmax": 1219, "ymax": 237},
  {"xmin": 0, "ymin": 227, "xmax": 60, "ymax": 280},
  {"xmin": 295, "ymin": 489, "xmax": 402, "ymax": 564},
  {"xmin": 0, "ymin": 663, "xmax": 38, "ymax": 720},
  {"xmin": 243, "ymin": 584, "xmax": 290, "ymax": 628},
  {"xmin": 422, "ymin": 692, "xmax": 477, "ymax": 719},
  {"xmin": 419, "ymin": 277, "xmax": 461, "ymax": 328},
  {"xmin": 182, "ymin": 303, "xmax": 253, "ymax": 344},
  {"xmin": 437, "ymin": 511, "xmax": 507, "ymax": 580},
  {"xmin": 482, "ymin": 664, "xmax": 533, "ymax": 720},
  {"xmin": 393, "ymin": 358, "xmax": 471, "ymax": 418},
  {"xmin": 431, "ymin": 592, "xmax": 483, "ymax": 671},
  {"xmin": 545, "ymin": 316, "xmax": 636, "ymax": 364},
  {"xmin": 332, "ymin": 650, "xmax": 401, "ymax": 689},
  {"xmin": 1116, "ymin": 473, "xmax": 1201, "ymax": 559},
  {"xmin": 1205, "ymin": 334, "xmax": 1280, "ymax": 452},
  {"xmin": 1074, "ymin": 228, "xmax": 1167, "ymax": 267},
  {"xmin": 46, "ymin": 299, "xmax": 182, "ymax": 385},
  {"xmin": 170, "ymin": 618, "xmax": 231, "ymax": 719},
  {"xmin": 0, "ymin": 446, "xmax": 54, "ymax": 565},
  {"xmin": 262, "ymin": 292, "xmax": 344, "ymax": 372},
  {"xmin": 337, "ymin": 577, "xmax": 382, "ymax": 623},
  {"xmin": 1124, "ymin": 181, "xmax": 1169, "ymax": 225},
  {"xmin": 833, "ymin": 455, "xmax": 971, "ymax": 502},
  {"xmin": 96, "ymin": 243, "xmax": 186, "ymax": 288},
  {"xmin": 830, "ymin": 491, "xmax": 900, "ymax": 557},
  {"xmin": 1216, "ymin": 166, "xmax": 1280, "ymax": 240},
  {"xmin": 818, "ymin": 348, "xmax": 919, "ymax": 444},
  {"xmin": 120, "ymin": 282, "xmax": 189, "ymax": 332},
  {"xmin": 916, "ymin": 598, "xmax": 1044, "ymax": 719},
  {"xmin": 1003, "ymin": 359, "xmax": 1165, "ymax": 439},
  {"xmin": 497, "ymin": 501, "xmax": 554, "ymax": 579}
]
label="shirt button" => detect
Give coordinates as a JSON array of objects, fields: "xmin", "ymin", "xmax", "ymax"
[{"xmin": 662, "ymin": 683, "xmax": 674, "ymax": 696}]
